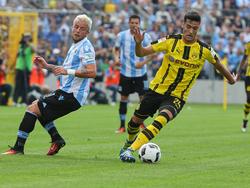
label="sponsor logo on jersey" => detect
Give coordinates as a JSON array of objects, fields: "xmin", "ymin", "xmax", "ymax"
[{"xmin": 168, "ymin": 55, "xmax": 200, "ymax": 69}]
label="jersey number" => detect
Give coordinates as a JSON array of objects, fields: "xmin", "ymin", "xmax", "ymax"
[{"xmin": 173, "ymin": 98, "xmax": 181, "ymax": 109}]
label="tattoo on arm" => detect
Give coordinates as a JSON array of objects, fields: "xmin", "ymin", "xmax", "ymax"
[{"xmin": 79, "ymin": 66, "xmax": 94, "ymax": 75}]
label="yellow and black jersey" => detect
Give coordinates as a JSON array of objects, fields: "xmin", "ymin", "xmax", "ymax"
[
  {"xmin": 150, "ymin": 34, "xmax": 218, "ymax": 101},
  {"xmin": 244, "ymin": 42, "xmax": 250, "ymax": 76}
]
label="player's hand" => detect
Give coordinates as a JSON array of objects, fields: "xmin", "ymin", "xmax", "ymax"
[
  {"xmin": 33, "ymin": 56, "xmax": 48, "ymax": 69},
  {"xmin": 236, "ymin": 72, "xmax": 241, "ymax": 81},
  {"xmin": 229, "ymin": 73, "xmax": 238, "ymax": 84},
  {"xmin": 133, "ymin": 27, "xmax": 144, "ymax": 44},
  {"xmin": 52, "ymin": 66, "xmax": 67, "ymax": 76}
]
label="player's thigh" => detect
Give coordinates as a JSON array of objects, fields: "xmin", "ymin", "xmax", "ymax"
[
  {"xmin": 118, "ymin": 75, "xmax": 133, "ymax": 96},
  {"xmin": 26, "ymin": 99, "xmax": 41, "ymax": 116},
  {"xmin": 37, "ymin": 90, "xmax": 81, "ymax": 123},
  {"xmin": 134, "ymin": 90, "xmax": 162, "ymax": 119}
]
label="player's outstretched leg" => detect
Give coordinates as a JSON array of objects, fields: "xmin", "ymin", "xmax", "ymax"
[
  {"xmin": 119, "ymin": 119, "xmax": 141, "ymax": 155},
  {"xmin": 2, "ymin": 111, "xmax": 37, "ymax": 155}
]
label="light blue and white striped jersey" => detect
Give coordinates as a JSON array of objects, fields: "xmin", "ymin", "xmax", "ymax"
[
  {"xmin": 60, "ymin": 37, "xmax": 95, "ymax": 106},
  {"xmin": 115, "ymin": 29, "xmax": 152, "ymax": 77}
]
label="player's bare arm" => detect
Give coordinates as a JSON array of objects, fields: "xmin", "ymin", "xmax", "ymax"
[
  {"xmin": 34, "ymin": 55, "xmax": 96, "ymax": 78},
  {"xmin": 133, "ymin": 27, "xmax": 154, "ymax": 57},
  {"xmin": 113, "ymin": 47, "xmax": 120, "ymax": 65},
  {"xmin": 77, "ymin": 63, "xmax": 96, "ymax": 78},
  {"xmin": 213, "ymin": 58, "xmax": 238, "ymax": 84},
  {"xmin": 53, "ymin": 64, "xmax": 96, "ymax": 78},
  {"xmin": 34, "ymin": 56, "xmax": 56, "ymax": 71}
]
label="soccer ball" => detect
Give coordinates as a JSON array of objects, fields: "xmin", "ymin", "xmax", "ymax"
[{"xmin": 138, "ymin": 143, "xmax": 161, "ymax": 163}]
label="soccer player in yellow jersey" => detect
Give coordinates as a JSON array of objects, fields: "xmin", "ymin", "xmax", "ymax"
[
  {"xmin": 119, "ymin": 11, "xmax": 238, "ymax": 162},
  {"xmin": 237, "ymin": 42, "xmax": 250, "ymax": 132}
]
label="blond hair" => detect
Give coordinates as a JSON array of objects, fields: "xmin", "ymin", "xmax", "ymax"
[{"xmin": 74, "ymin": 14, "xmax": 92, "ymax": 31}]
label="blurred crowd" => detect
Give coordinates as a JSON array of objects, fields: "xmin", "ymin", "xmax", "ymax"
[{"xmin": 0, "ymin": 0, "xmax": 250, "ymax": 106}]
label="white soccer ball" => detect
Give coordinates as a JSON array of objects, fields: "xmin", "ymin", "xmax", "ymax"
[{"xmin": 138, "ymin": 143, "xmax": 161, "ymax": 163}]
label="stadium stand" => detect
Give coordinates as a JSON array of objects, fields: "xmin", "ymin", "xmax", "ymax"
[{"xmin": 0, "ymin": 0, "xmax": 249, "ymax": 105}]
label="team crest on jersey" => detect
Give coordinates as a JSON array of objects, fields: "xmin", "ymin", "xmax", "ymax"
[
  {"xmin": 191, "ymin": 53, "xmax": 198, "ymax": 59},
  {"xmin": 84, "ymin": 45, "xmax": 90, "ymax": 52}
]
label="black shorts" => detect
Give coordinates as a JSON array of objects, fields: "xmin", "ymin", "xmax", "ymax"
[
  {"xmin": 245, "ymin": 76, "xmax": 250, "ymax": 92},
  {"xmin": 118, "ymin": 74, "xmax": 148, "ymax": 96},
  {"xmin": 37, "ymin": 89, "xmax": 81, "ymax": 125},
  {"xmin": 134, "ymin": 89, "xmax": 185, "ymax": 120}
]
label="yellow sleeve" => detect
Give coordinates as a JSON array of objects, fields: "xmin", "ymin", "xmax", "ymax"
[
  {"xmin": 151, "ymin": 37, "xmax": 171, "ymax": 53},
  {"xmin": 204, "ymin": 46, "xmax": 218, "ymax": 64}
]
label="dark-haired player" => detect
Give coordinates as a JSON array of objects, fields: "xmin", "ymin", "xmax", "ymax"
[
  {"xmin": 113, "ymin": 15, "xmax": 152, "ymax": 133},
  {"xmin": 120, "ymin": 11, "xmax": 238, "ymax": 162}
]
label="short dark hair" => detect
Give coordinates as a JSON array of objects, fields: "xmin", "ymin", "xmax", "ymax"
[
  {"xmin": 129, "ymin": 15, "xmax": 140, "ymax": 22},
  {"xmin": 184, "ymin": 11, "xmax": 201, "ymax": 23}
]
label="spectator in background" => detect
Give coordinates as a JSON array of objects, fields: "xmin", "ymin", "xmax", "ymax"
[
  {"xmin": 232, "ymin": 13, "xmax": 246, "ymax": 37},
  {"xmin": 13, "ymin": 33, "xmax": 35, "ymax": 106},
  {"xmin": 105, "ymin": 61, "xmax": 120, "ymax": 106},
  {"xmin": 226, "ymin": 36, "xmax": 242, "ymax": 73},
  {"xmin": 0, "ymin": 48, "xmax": 11, "ymax": 106},
  {"xmin": 46, "ymin": 23, "xmax": 62, "ymax": 49},
  {"xmin": 57, "ymin": 15, "xmax": 71, "ymax": 45}
]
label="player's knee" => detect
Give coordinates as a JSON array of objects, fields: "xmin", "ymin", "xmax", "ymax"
[
  {"xmin": 127, "ymin": 118, "xmax": 141, "ymax": 134},
  {"xmin": 159, "ymin": 110, "xmax": 173, "ymax": 121},
  {"xmin": 27, "ymin": 100, "xmax": 41, "ymax": 116},
  {"xmin": 131, "ymin": 115, "xmax": 144, "ymax": 125}
]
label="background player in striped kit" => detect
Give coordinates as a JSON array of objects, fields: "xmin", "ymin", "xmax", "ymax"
[
  {"xmin": 120, "ymin": 11, "xmax": 238, "ymax": 163},
  {"xmin": 237, "ymin": 42, "xmax": 250, "ymax": 132},
  {"xmin": 3, "ymin": 14, "xmax": 96, "ymax": 155},
  {"xmin": 113, "ymin": 15, "xmax": 153, "ymax": 133}
]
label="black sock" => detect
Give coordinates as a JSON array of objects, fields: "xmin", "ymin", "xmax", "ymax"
[
  {"xmin": 243, "ymin": 119, "xmax": 248, "ymax": 128},
  {"xmin": 119, "ymin": 101, "xmax": 128, "ymax": 128},
  {"xmin": 41, "ymin": 121, "xmax": 63, "ymax": 142},
  {"xmin": 14, "ymin": 111, "xmax": 37, "ymax": 151}
]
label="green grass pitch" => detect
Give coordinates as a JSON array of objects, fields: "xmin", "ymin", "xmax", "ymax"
[{"xmin": 0, "ymin": 104, "xmax": 250, "ymax": 188}]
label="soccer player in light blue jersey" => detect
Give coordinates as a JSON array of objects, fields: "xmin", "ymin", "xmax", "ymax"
[
  {"xmin": 113, "ymin": 15, "xmax": 153, "ymax": 133},
  {"xmin": 2, "ymin": 14, "xmax": 96, "ymax": 156}
]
